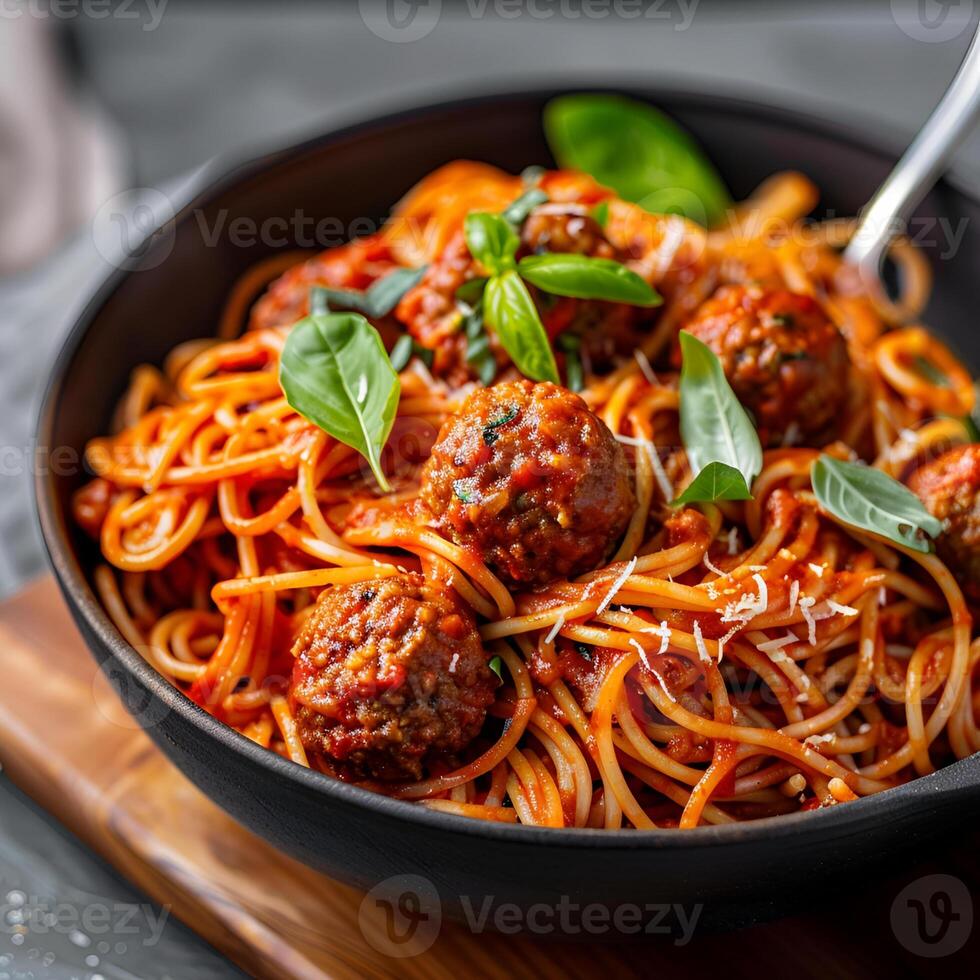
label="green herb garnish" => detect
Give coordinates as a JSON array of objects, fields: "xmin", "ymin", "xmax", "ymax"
[
  {"xmin": 389, "ymin": 335, "xmax": 433, "ymax": 372},
  {"xmin": 544, "ymin": 94, "xmax": 732, "ymax": 226},
  {"xmin": 558, "ymin": 333, "xmax": 584, "ymax": 392},
  {"xmin": 488, "ymin": 656, "xmax": 504, "ymax": 682},
  {"xmin": 676, "ymin": 332, "xmax": 762, "ymax": 504},
  {"xmin": 912, "ymin": 355, "xmax": 950, "ymax": 389},
  {"xmin": 811, "ymin": 455, "xmax": 943, "ymax": 554},
  {"xmin": 502, "ymin": 187, "xmax": 549, "ymax": 228},
  {"xmin": 280, "ymin": 313, "xmax": 399, "ymax": 492},
  {"xmin": 482, "ymin": 406, "xmax": 519, "ymax": 446},
  {"xmin": 309, "ymin": 265, "xmax": 427, "ymax": 319},
  {"xmin": 453, "ymin": 479, "xmax": 476, "ymax": 504},
  {"xmin": 518, "ymin": 253, "xmax": 660, "ymax": 306}
]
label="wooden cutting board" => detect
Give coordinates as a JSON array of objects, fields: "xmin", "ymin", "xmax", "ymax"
[{"xmin": 0, "ymin": 576, "xmax": 976, "ymax": 979}]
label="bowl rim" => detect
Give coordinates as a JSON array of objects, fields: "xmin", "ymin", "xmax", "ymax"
[{"xmin": 35, "ymin": 81, "xmax": 980, "ymax": 851}]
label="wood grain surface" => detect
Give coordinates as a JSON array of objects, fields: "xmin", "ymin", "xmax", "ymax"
[{"xmin": 0, "ymin": 576, "xmax": 976, "ymax": 979}]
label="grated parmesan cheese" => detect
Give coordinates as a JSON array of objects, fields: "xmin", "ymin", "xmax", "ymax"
[
  {"xmin": 826, "ymin": 599, "xmax": 859, "ymax": 617},
  {"xmin": 789, "ymin": 580, "xmax": 800, "ymax": 614},
  {"xmin": 804, "ymin": 733, "xmax": 836, "ymax": 747},
  {"xmin": 634, "ymin": 349, "xmax": 660, "ymax": 386},
  {"xmin": 783, "ymin": 421, "xmax": 801, "ymax": 446},
  {"xmin": 640, "ymin": 621, "xmax": 672, "ymax": 654},
  {"xmin": 757, "ymin": 633, "xmax": 797, "ymax": 655},
  {"xmin": 449, "ymin": 653, "xmax": 459, "ymax": 674},
  {"xmin": 703, "ymin": 554, "xmax": 728, "ymax": 578},
  {"xmin": 544, "ymin": 613, "xmax": 566, "ymax": 645},
  {"xmin": 629, "ymin": 637, "xmax": 652, "ymax": 671},
  {"xmin": 596, "ymin": 556, "xmax": 637, "ymax": 614},
  {"xmin": 799, "ymin": 595, "xmax": 818, "ymax": 645},
  {"xmin": 614, "ymin": 433, "xmax": 674, "ymax": 502},
  {"xmin": 727, "ymin": 527, "xmax": 740, "ymax": 555},
  {"xmin": 693, "ymin": 620, "xmax": 711, "ymax": 663},
  {"xmin": 808, "ymin": 563, "xmax": 825, "ymax": 578}
]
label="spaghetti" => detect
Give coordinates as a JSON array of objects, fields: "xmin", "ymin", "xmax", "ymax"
[{"xmin": 73, "ymin": 158, "xmax": 979, "ymax": 829}]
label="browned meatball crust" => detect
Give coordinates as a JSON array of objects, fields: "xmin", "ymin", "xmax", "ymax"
[
  {"xmin": 289, "ymin": 574, "xmax": 495, "ymax": 780},
  {"xmin": 908, "ymin": 444, "xmax": 980, "ymax": 600},
  {"xmin": 418, "ymin": 380, "xmax": 635, "ymax": 590},
  {"xmin": 682, "ymin": 285, "xmax": 850, "ymax": 447}
]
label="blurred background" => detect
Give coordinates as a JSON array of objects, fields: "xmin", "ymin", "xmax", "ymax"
[{"xmin": 0, "ymin": 1, "xmax": 978, "ymax": 976}]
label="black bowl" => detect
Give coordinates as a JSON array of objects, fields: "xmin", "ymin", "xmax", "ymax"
[{"xmin": 35, "ymin": 87, "xmax": 980, "ymax": 932}]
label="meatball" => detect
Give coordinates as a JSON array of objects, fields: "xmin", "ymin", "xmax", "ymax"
[
  {"xmin": 289, "ymin": 574, "xmax": 495, "ymax": 781},
  {"xmin": 682, "ymin": 285, "xmax": 850, "ymax": 446},
  {"xmin": 418, "ymin": 380, "xmax": 635, "ymax": 589},
  {"xmin": 250, "ymin": 236, "xmax": 398, "ymax": 331},
  {"xmin": 908, "ymin": 444, "xmax": 980, "ymax": 600}
]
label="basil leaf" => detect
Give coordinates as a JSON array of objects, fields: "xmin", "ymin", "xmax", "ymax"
[
  {"xmin": 488, "ymin": 656, "xmax": 504, "ymax": 682},
  {"xmin": 310, "ymin": 265, "xmax": 426, "ymax": 320},
  {"xmin": 812, "ymin": 455, "xmax": 943, "ymax": 553},
  {"xmin": 280, "ymin": 313, "xmax": 399, "ymax": 492},
  {"xmin": 544, "ymin": 94, "xmax": 732, "ymax": 225},
  {"xmin": 557, "ymin": 333, "xmax": 584, "ymax": 392},
  {"xmin": 674, "ymin": 462, "xmax": 752, "ymax": 506},
  {"xmin": 502, "ymin": 187, "xmax": 549, "ymax": 227},
  {"xmin": 464, "ymin": 212, "xmax": 519, "ymax": 274},
  {"xmin": 678, "ymin": 332, "xmax": 762, "ymax": 488},
  {"xmin": 310, "ymin": 286, "xmax": 329, "ymax": 316},
  {"xmin": 483, "ymin": 271, "xmax": 559, "ymax": 384},
  {"xmin": 389, "ymin": 335, "xmax": 414, "ymax": 372},
  {"xmin": 590, "ymin": 200, "xmax": 610, "ymax": 228},
  {"xmin": 963, "ymin": 382, "xmax": 980, "ymax": 439},
  {"xmin": 912, "ymin": 354, "xmax": 950, "ymax": 388},
  {"xmin": 455, "ymin": 277, "xmax": 489, "ymax": 307},
  {"xmin": 518, "ymin": 253, "xmax": 661, "ymax": 306},
  {"xmin": 389, "ymin": 335, "xmax": 432, "ymax": 372}
]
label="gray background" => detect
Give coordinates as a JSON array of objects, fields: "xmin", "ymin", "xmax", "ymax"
[{"xmin": 0, "ymin": 1, "xmax": 978, "ymax": 977}]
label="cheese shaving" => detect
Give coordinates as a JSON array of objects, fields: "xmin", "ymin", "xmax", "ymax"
[
  {"xmin": 804, "ymin": 733, "xmax": 836, "ymax": 747},
  {"xmin": 614, "ymin": 434, "xmax": 673, "ymax": 502},
  {"xmin": 634, "ymin": 349, "xmax": 659, "ymax": 386},
  {"xmin": 544, "ymin": 613, "xmax": 566, "ymax": 645},
  {"xmin": 789, "ymin": 580, "xmax": 800, "ymax": 614},
  {"xmin": 808, "ymin": 563, "xmax": 825, "ymax": 578},
  {"xmin": 799, "ymin": 595, "xmax": 818, "ymax": 645},
  {"xmin": 596, "ymin": 556, "xmax": 637, "ymax": 614},
  {"xmin": 640, "ymin": 621, "xmax": 672, "ymax": 654},
  {"xmin": 721, "ymin": 577, "xmax": 767, "ymax": 625},
  {"xmin": 628, "ymin": 637, "xmax": 651, "ymax": 671},
  {"xmin": 693, "ymin": 620, "xmax": 711, "ymax": 663},
  {"xmin": 703, "ymin": 554, "xmax": 728, "ymax": 578},
  {"xmin": 727, "ymin": 527, "xmax": 740, "ymax": 555},
  {"xmin": 757, "ymin": 633, "xmax": 797, "ymax": 655},
  {"xmin": 826, "ymin": 599, "xmax": 859, "ymax": 617}
]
